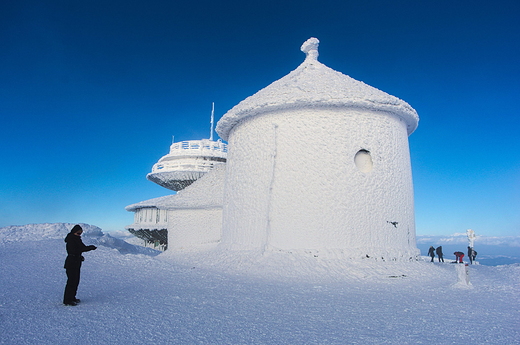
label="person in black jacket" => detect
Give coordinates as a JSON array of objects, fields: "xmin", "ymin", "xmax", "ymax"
[
  {"xmin": 468, "ymin": 246, "xmax": 478, "ymax": 264},
  {"xmin": 436, "ymin": 246, "xmax": 444, "ymax": 262},
  {"xmin": 63, "ymin": 225, "xmax": 97, "ymax": 306},
  {"xmin": 427, "ymin": 246, "xmax": 435, "ymax": 262}
]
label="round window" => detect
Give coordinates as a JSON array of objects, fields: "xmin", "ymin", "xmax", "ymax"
[{"xmin": 354, "ymin": 149, "xmax": 373, "ymax": 173}]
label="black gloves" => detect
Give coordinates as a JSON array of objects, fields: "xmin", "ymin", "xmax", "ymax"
[{"xmin": 87, "ymin": 245, "xmax": 97, "ymax": 251}]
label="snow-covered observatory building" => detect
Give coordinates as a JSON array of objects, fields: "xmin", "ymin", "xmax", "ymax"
[
  {"xmin": 125, "ymin": 115, "xmax": 227, "ymax": 250},
  {"xmin": 126, "ymin": 37, "xmax": 420, "ymax": 261},
  {"xmin": 146, "ymin": 138, "xmax": 227, "ymax": 191},
  {"xmin": 215, "ymin": 37, "xmax": 420, "ymax": 261}
]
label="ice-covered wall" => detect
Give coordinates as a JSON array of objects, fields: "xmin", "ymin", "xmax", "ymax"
[
  {"xmin": 217, "ymin": 38, "xmax": 419, "ymax": 260},
  {"xmin": 163, "ymin": 165, "xmax": 225, "ymax": 250},
  {"xmin": 220, "ymin": 107, "xmax": 417, "ymax": 259},
  {"xmin": 126, "ymin": 164, "xmax": 226, "ymax": 252},
  {"xmin": 167, "ymin": 208, "xmax": 222, "ymax": 250}
]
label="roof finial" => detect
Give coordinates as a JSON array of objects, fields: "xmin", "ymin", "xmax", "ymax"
[{"xmin": 301, "ymin": 37, "xmax": 319, "ymax": 61}]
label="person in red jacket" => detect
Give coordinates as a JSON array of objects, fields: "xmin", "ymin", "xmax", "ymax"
[
  {"xmin": 454, "ymin": 251, "xmax": 464, "ymax": 263},
  {"xmin": 63, "ymin": 225, "xmax": 97, "ymax": 306}
]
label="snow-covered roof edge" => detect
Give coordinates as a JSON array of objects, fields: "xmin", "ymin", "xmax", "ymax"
[
  {"xmin": 125, "ymin": 195, "xmax": 173, "ymax": 211},
  {"xmin": 125, "ymin": 164, "xmax": 226, "ymax": 211},
  {"xmin": 216, "ymin": 37, "xmax": 419, "ymax": 140}
]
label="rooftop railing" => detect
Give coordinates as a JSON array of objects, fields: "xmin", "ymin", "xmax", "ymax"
[{"xmin": 169, "ymin": 139, "xmax": 228, "ymax": 154}]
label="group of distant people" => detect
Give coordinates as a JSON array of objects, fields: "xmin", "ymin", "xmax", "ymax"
[
  {"xmin": 427, "ymin": 245, "xmax": 477, "ymax": 264},
  {"xmin": 428, "ymin": 246, "xmax": 445, "ymax": 262}
]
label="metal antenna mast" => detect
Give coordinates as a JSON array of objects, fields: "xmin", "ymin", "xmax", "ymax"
[{"xmin": 210, "ymin": 102, "xmax": 215, "ymax": 141}]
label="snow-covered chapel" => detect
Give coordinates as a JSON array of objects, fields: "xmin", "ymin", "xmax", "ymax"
[{"xmin": 126, "ymin": 37, "xmax": 420, "ymax": 261}]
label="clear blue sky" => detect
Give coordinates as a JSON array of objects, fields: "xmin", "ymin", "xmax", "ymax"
[{"xmin": 1, "ymin": 0, "xmax": 519, "ymax": 236}]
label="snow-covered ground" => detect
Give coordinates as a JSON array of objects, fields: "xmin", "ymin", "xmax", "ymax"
[{"xmin": 0, "ymin": 224, "xmax": 518, "ymax": 344}]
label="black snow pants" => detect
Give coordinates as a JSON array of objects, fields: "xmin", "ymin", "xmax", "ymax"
[{"xmin": 63, "ymin": 256, "xmax": 82, "ymax": 303}]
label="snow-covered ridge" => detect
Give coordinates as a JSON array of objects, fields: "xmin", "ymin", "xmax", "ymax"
[
  {"xmin": 0, "ymin": 223, "xmax": 159, "ymax": 256},
  {"xmin": 0, "ymin": 223, "xmax": 103, "ymax": 242}
]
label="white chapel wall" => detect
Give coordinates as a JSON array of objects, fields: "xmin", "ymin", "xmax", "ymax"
[
  {"xmin": 220, "ymin": 107, "xmax": 418, "ymax": 259},
  {"xmin": 167, "ymin": 208, "xmax": 222, "ymax": 250}
]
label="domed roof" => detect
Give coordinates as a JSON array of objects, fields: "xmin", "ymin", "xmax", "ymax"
[{"xmin": 216, "ymin": 38, "xmax": 419, "ymax": 140}]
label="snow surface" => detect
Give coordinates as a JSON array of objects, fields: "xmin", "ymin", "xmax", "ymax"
[{"xmin": 1, "ymin": 223, "xmax": 519, "ymax": 344}]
